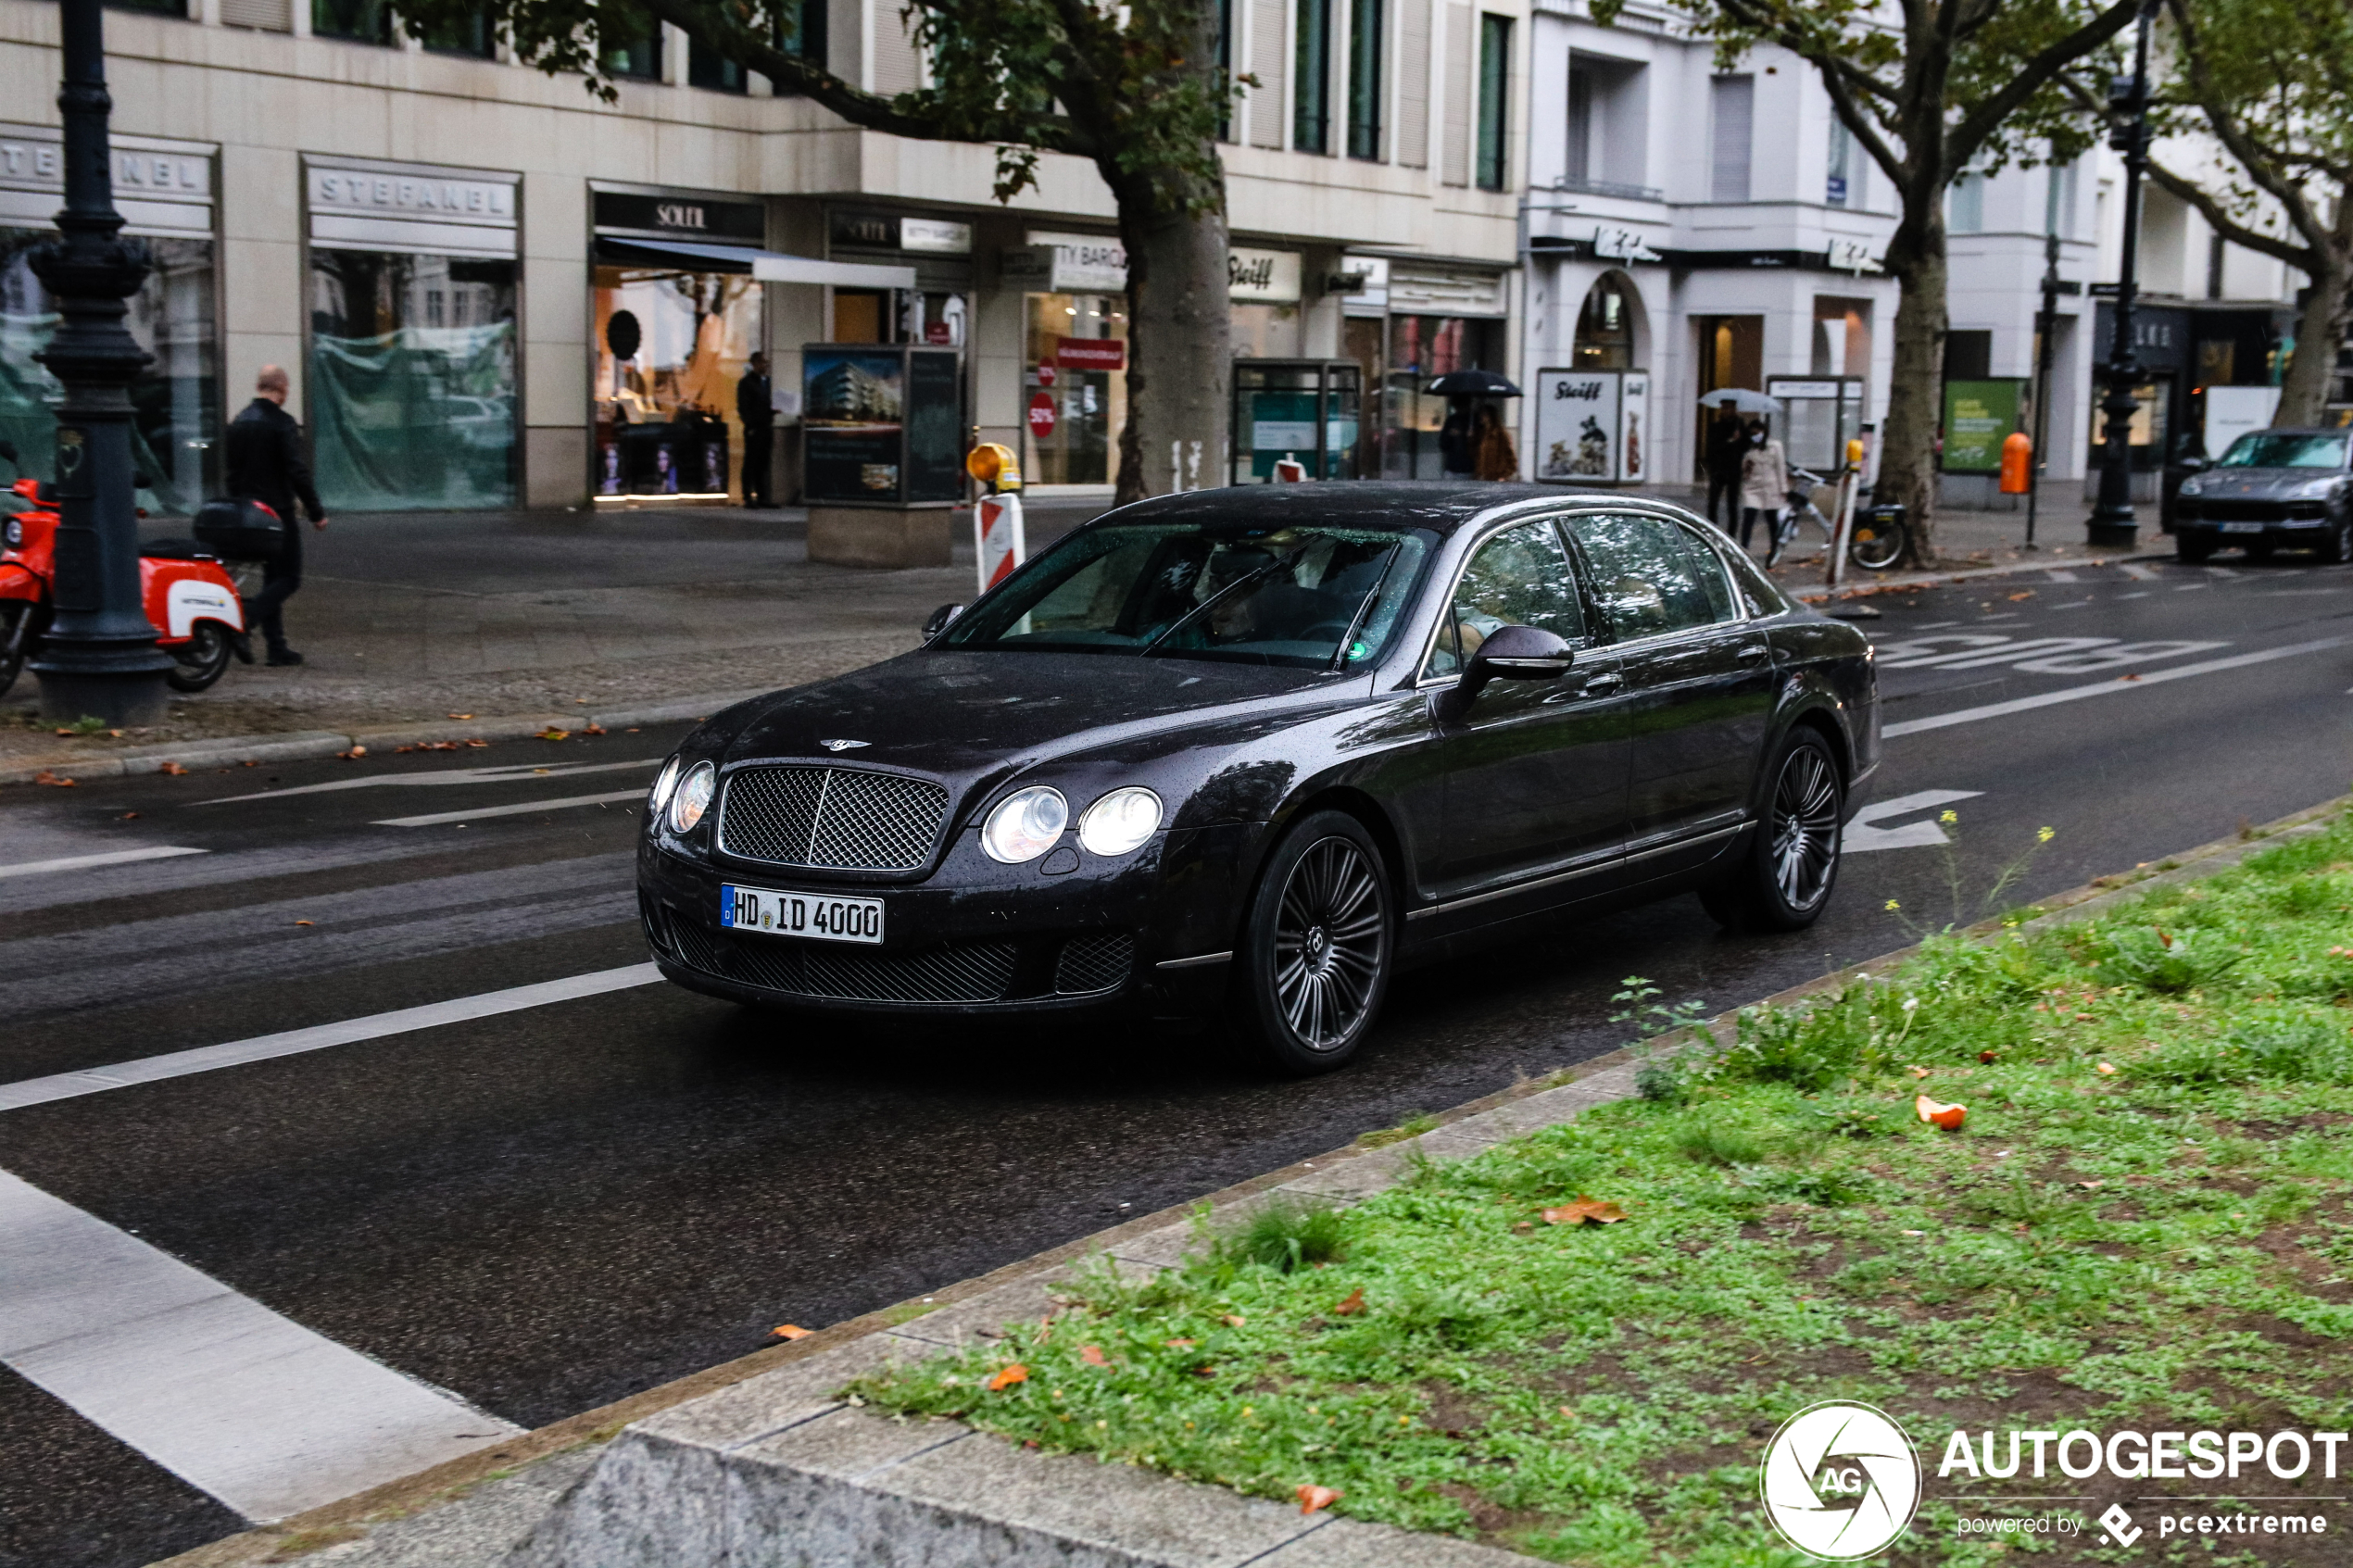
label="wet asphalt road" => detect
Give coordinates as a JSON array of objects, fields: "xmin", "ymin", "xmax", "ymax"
[{"xmin": 2, "ymin": 551, "xmax": 2349, "ymax": 1568}]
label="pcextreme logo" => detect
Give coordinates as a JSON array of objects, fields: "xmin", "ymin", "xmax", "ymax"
[{"xmin": 1759, "ymin": 1401, "xmax": 1922, "ymax": 1560}]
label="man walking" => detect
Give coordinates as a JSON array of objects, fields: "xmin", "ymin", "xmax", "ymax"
[
  {"xmin": 225, "ymin": 366, "xmax": 328, "ymax": 665},
  {"xmin": 737, "ymin": 352, "xmax": 775, "ymax": 508},
  {"xmin": 1704, "ymin": 409, "xmax": 1744, "ymax": 532}
]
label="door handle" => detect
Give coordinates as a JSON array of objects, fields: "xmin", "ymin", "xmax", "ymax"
[
  {"xmin": 1737, "ymin": 644, "xmax": 1769, "ymax": 662},
  {"xmin": 1580, "ymin": 671, "xmax": 1624, "ymax": 694}
]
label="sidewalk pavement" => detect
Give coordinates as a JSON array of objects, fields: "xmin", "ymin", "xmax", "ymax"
[{"xmin": 1, "ymin": 487, "xmax": 2152, "ymax": 781}]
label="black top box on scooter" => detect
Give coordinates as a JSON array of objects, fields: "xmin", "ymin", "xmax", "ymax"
[{"xmin": 193, "ymin": 497, "xmax": 285, "ymax": 561}]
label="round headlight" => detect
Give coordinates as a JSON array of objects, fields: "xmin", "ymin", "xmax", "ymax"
[
  {"xmin": 981, "ymin": 785, "xmax": 1068, "ymax": 863},
  {"xmin": 1077, "ymin": 786, "xmax": 1163, "ymax": 857},
  {"xmin": 648, "ymin": 757, "xmax": 683, "ymax": 816},
  {"xmin": 669, "ymin": 760, "xmax": 716, "ymax": 834},
  {"xmin": 2178, "ymin": 476, "xmax": 2203, "ymax": 496},
  {"xmin": 3, "ymin": 518, "xmax": 19, "ymax": 547}
]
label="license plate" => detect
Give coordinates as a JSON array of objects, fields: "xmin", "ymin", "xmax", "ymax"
[
  {"xmin": 2220, "ymin": 522, "xmax": 2267, "ymax": 533},
  {"xmin": 720, "ymin": 884, "xmax": 884, "ymax": 945}
]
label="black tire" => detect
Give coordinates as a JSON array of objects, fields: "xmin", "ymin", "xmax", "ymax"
[
  {"xmin": 1230, "ymin": 809, "xmax": 1394, "ymax": 1074},
  {"xmin": 0, "ymin": 602, "xmax": 27, "ymax": 700},
  {"xmin": 2316, "ymin": 518, "xmax": 2353, "ymax": 564},
  {"xmin": 2175, "ymin": 530, "xmax": 2215, "ymax": 564},
  {"xmin": 1702, "ymin": 728, "xmax": 1845, "ymax": 934},
  {"xmin": 165, "ymin": 621, "xmax": 233, "ymax": 693},
  {"xmin": 1847, "ymin": 521, "xmax": 1904, "ymax": 572}
]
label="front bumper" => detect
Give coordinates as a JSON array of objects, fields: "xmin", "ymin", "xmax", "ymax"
[
  {"xmin": 635, "ymin": 822, "xmax": 1254, "ymax": 1020},
  {"xmin": 2172, "ymin": 501, "xmax": 2335, "ymax": 536}
]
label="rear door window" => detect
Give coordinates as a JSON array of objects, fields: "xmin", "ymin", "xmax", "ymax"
[{"xmin": 1567, "ymin": 513, "xmax": 1726, "ymax": 642}]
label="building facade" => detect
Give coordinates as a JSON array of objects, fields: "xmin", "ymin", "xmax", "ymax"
[{"xmin": 0, "ymin": 0, "xmax": 1537, "ymax": 513}]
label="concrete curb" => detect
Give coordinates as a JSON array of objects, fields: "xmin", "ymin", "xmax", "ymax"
[
  {"xmin": 148, "ymin": 794, "xmax": 2348, "ymax": 1567},
  {"xmin": 0, "ymin": 690, "xmax": 769, "ymax": 787},
  {"xmin": 1784, "ymin": 547, "xmax": 2171, "ymax": 603}
]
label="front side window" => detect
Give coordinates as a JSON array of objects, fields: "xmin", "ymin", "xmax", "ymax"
[
  {"xmin": 1568, "ymin": 512, "xmax": 1725, "ymax": 641},
  {"xmin": 2217, "ymin": 433, "xmax": 2349, "ymax": 470},
  {"xmin": 1424, "ymin": 520, "xmax": 1587, "ymax": 679},
  {"xmin": 942, "ymin": 522, "xmax": 1434, "ymax": 671}
]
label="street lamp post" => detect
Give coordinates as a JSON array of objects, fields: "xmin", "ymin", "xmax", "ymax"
[
  {"xmin": 2087, "ymin": 0, "xmax": 2158, "ymax": 547},
  {"xmin": 27, "ymin": 0, "xmax": 170, "ymax": 726},
  {"xmin": 2026, "ymin": 232, "xmax": 2061, "ymax": 549}
]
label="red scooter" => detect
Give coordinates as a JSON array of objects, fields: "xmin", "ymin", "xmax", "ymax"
[{"xmin": 0, "ymin": 441, "xmax": 248, "ymax": 698}]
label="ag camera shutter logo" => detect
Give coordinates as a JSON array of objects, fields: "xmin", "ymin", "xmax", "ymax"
[{"xmin": 1760, "ymin": 1400, "xmax": 1921, "ymax": 1560}]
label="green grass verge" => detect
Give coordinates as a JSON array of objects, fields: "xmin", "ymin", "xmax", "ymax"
[{"xmin": 853, "ymin": 819, "xmax": 2353, "ymax": 1563}]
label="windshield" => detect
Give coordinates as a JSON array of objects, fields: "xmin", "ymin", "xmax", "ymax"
[
  {"xmin": 939, "ymin": 522, "xmax": 1435, "ymax": 669},
  {"xmin": 2216, "ymin": 433, "xmax": 2349, "ymax": 470}
]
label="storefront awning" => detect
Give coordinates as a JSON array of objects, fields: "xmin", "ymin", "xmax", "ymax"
[{"xmin": 594, "ymin": 237, "xmax": 916, "ymax": 290}]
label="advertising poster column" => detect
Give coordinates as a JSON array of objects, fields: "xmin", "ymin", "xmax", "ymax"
[{"xmin": 1534, "ymin": 369, "xmax": 1622, "ymax": 481}]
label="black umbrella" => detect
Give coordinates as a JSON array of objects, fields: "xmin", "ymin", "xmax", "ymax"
[{"xmin": 1428, "ymin": 369, "xmax": 1522, "ymax": 397}]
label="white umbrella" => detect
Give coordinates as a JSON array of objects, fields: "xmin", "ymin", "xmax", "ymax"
[{"xmin": 1697, "ymin": 388, "xmax": 1780, "ymax": 414}]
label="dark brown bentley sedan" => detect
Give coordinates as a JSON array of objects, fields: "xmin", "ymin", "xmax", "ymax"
[{"xmin": 637, "ymin": 485, "xmax": 1880, "ymax": 1073}]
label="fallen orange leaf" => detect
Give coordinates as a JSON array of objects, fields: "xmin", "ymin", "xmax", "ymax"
[
  {"xmin": 1978, "ymin": 1050, "xmax": 1999, "ymax": 1064},
  {"xmin": 1164, "ymin": 1338, "xmax": 1196, "ymax": 1348},
  {"xmin": 2078, "ymin": 1181, "xmax": 2103, "ymax": 1191},
  {"xmin": 1079, "ymin": 1345, "xmax": 1109, "ymax": 1366},
  {"xmin": 537, "ymin": 728, "xmax": 571, "ymax": 742},
  {"xmin": 2095, "ymin": 1061, "xmax": 2118, "ymax": 1076},
  {"xmin": 120, "ymin": 811, "xmax": 139, "ymax": 820},
  {"xmin": 986, "ymin": 1364, "xmax": 1028, "ymax": 1392},
  {"xmin": 1222, "ymin": 1314, "xmax": 1246, "ymax": 1327},
  {"xmin": 294, "ymin": 920, "xmax": 314, "ymax": 926},
  {"xmin": 157, "ymin": 761, "xmax": 187, "ymax": 776},
  {"xmin": 770, "ymin": 1324, "xmax": 812, "ymax": 1340},
  {"xmin": 1914, "ymin": 1094, "xmax": 1967, "ymax": 1131},
  {"xmin": 1297, "ymin": 1485, "xmax": 1341, "ymax": 1515},
  {"xmin": 32, "ymin": 771, "xmax": 75, "ymax": 786},
  {"xmin": 463, "ymin": 739, "xmax": 489, "ymax": 748},
  {"xmin": 583, "ymin": 723, "xmax": 607, "ymax": 736},
  {"xmin": 1543, "ymin": 1196, "xmax": 1629, "ymax": 1226},
  {"xmin": 1332, "ymin": 1286, "xmax": 1366, "ymax": 1316},
  {"xmin": 448, "ymin": 712, "xmax": 473, "ymax": 720},
  {"xmin": 1907, "ymin": 1065, "xmax": 1932, "ymax": 1079}
]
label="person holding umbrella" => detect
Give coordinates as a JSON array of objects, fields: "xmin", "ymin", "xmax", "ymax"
[
  {"xmin": 1736, "ymin": 418, "xmax": 1788, "ymax": 556},
  {"xmin": 1429, "ymin": 369, "xmax": 1521, "ymax": 480}
]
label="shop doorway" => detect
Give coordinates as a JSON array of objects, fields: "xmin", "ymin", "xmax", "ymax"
[
  {"xmin": 1381, "ymin": 314, "xmax": 1505, "ymax": 477},
  {"xmin": 1692, "ymin": 314, "xmax": 1762, "ymax": 481},
  {"xmin": 1572, "ymin": 273, "xmax": 1642, "ymax": 370}
]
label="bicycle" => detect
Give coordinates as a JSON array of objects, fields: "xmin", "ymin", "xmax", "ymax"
[{"xmin": 1763, "ymin": 466, "xmax": 1909, "ymax": 572}]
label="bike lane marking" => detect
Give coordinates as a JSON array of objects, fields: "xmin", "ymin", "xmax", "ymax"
[
  {"xmin": 0, "ymin": 1168, "xmax": 521, "ymax": 1523},
  {"xmin": 0, "ymin": 845, "xmax": 208, "ymax": 880},
  {"xmin": 1882, "ymin": 638, "xmax": 2347, "ymax": 738},
  {"xmin": 0, "ymin": 962, "xmax": 661, "ymax": 1112},
  {"xmin": 1842, "ymin": 790, "xmax": 1985, "ymax": 853},
  {"xmin": 372, "ymin": 788, "xmax": 648, "ymax": 827}
]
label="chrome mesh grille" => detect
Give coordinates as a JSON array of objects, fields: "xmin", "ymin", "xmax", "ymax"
[
  {"xmin": 663, "ymin": 913, "xmax": 1014, "ymax": 1004},
  {"xmin": 1054, "ymin": 934, "xmax": 1135, "ymax": 995},
  {"xmin": 718, "ymin": 766, "xmax": 949, "ymax": 872}
]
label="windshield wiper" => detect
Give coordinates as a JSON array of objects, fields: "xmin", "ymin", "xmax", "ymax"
[{"xmin": 1139, "ymin": 558, "xmax": 1301, "ymax": 656}]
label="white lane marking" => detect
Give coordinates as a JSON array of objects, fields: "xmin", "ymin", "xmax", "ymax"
[
  {"xmin": 0, "ymin": 846, "xmax": 208, "ymax": 881},
  {"xmin": 371, "ymin": 789, "xmax": 648, "ymax": 828},
  {"xmin": 2045, "ymin": 568, "xmax": 2080, "ymax": 583},
  {"xmin": 1843, "ymin": 789, "xmax": 1984, "ymax": 853},
  {"xmin": 1875, "ymin": 634, "xmax": 2228, "ymax": 673},
  {"xmin": 0, "ymin": 1168, "xmax": 520, "ymax": 1523},
  {"xmin": 2177, "ymin": 582, "xmax": 2210, "ymax": 591},
  {"xmin": 1884, "ymin": 637, "xmax": 2348, "ymax": 738},
  {"xmin": 0, "ymin": 963, "xmax": 661, "ymax": 1112},
  {"xmin": 2120, "ymin": 562, "xmax": 2161, "ymax": 581},
  {"xmin": 198, "ymin": 757, "xmax": 663, "ymax": 805}
]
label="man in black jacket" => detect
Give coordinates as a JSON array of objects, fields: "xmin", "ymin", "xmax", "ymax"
[
  {"xmin": 224, "ymin": 365, "xmax": 329, "ymax": 665},
  {"xmin": 736, "ymin": 352, "xmax": 775, "ymax": 507}
]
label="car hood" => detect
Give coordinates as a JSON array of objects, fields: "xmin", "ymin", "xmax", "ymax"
[
  {"xmin": 2197, "ymin": 468, "xmax": 2343, "ymax": 497},
  {"xmin": 716, "ymin": 650, "xmax": 1358, "ymax": 780}
]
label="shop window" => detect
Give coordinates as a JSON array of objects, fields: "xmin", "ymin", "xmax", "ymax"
[
  {"xmin": 1022, "ymin": 293, "xmax": 1128, "ymax": 486},
  {"xmin": 0, "ymin": 231, "xmax": 218, "ymax": 515},
  {"xmin": 1573, "ymin": 275, "xmax": 1636, "ymax": 369},
  {"xmin": 1295, "ymin": 0, "xmax": 1332, "ymax": 154},
  {"xmin": 1567, "ymin": 65, "xmax": 1592, "ymax": 184},
  {"xmin": 313, "ymin": 0, "xmax": 392, "ymax": 44},
  {"xmin": 1380, "ymin": 313, "xmax": 1503, "ymax": 478},
  {"xmin": 1948, "ymin": 172, "xmax": 1985, "ymax": 233},
  {"xmin": 309, "ymin": 250, "xmax": 517, "ymax": 510},
  {"xmin": 689, "ymin": 35, "xmax": 747, "ymax": 92},
  {"xmin": 595, "ymin": 263, "xmax": 761, "ymax": 499},
  {"xmin": 1826, "ymin": 118, "xmax": 1856, "ymax": 207},
  {"xmin": 603, "ymin": 24, "xmax": 662, "ymax": 79},
  {"xmin": 1475, "ymin": 14, "xmax": 1510, "ymax": 191},
  {"xmin": 1347, "ymin": 0, "xmax": 1383, "ymax": 159},
  {"xmin": 1812, "ymin": 295, "xmax": 1870, "ymax": 378},
  {"xmin": 1945, "ymin": 330, "xmax": 1992, "ymax": 381},
  {"xmin": 106, "ymin": 0, "xmax": 190, "ymax": 15},
  {"xmin": 419, "ymin": 2, "xmax": 495, "ymax": 57},
  {"xmin": 775, "ymin": 0, "xmax": 826, "ymax": 79}
]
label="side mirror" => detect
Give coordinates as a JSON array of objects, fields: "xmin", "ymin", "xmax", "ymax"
[
  {"xmin": 1433, "ymin": 623, "xmax": 1574, "ymax": 723},
  {"xmin": 923, "ymin": 602, "xmax": 965, "ymax": 641}
]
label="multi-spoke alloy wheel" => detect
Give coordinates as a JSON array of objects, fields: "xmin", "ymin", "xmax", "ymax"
[
  {"xmin": 1702, "ymin": 727, "xmax": 1845, "ymax": 934},
  {"xmin": 1768, "ymin": 742, "xmax": 1842, "ymax": 913},
  {"xmin": 1236, "ymin": 810, "xmax": 1393, "ymax": 1073}
]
